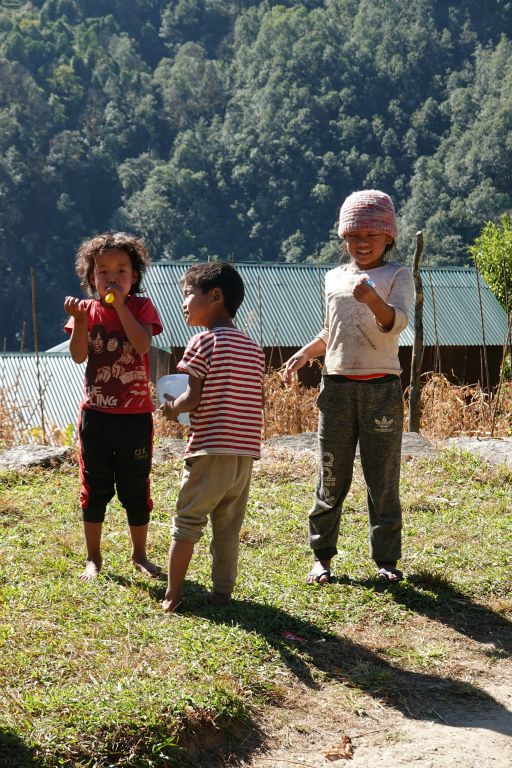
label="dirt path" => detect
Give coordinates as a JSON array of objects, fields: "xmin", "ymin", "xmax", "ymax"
[
  {"xmin": 236, "ymin": 435, "xmax": 512, "ymax": 768},
  {"xmin": 240, "ymin": 673, "xmax": 512, "ymax": 767}
]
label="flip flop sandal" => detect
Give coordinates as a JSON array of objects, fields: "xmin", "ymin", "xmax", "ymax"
[
  {"xmin": 306, "ymin": 568, "xmax": 331, "ymax": 584},
  {"xmin": 377, "ymin": 567, "xmax": 403, "ymax": 582}
]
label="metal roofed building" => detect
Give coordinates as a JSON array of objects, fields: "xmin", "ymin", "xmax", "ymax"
[
  {"xmin": 146, "ymin": 262, "xmax": 509, "ymax": 387},
  {"xmin": 0, "ymin": 263, "xmax": 508, "ymax": 442},
  {"xmin": 0, "ymin": 352, "xmax": 85, "ymax": 444},
  {"xmin": 0, "ymin": 337, "xmax": 169, "ymax": 445}
]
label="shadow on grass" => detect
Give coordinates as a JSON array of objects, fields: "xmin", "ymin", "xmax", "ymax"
[
  {"xmin": 0, "ymin": 728, "xmax": 39, "ymax": 768},
  {"xmin": 147, "ymin": 580, "xmax": 512, "ymax": 738},
  {"xmin": 334, "ymin": 570, "xmax": 512, "ymax": 656},
  {"xmin": 107, "ymin": 574, "xmax": 512, "ymax": 766}
]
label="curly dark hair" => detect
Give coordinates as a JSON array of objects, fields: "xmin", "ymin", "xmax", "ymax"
[
  {"xmin": 75, "ymin": 232, "xmax": 151, "ymax": 296},
  {"xmin": 180, "ymin": 262, "xmax": 245, "ymax": 318}
]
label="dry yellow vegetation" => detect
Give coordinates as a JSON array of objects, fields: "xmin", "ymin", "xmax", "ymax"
[{"xmin": 1, "ymin": 369, "xmax": 511, "ymax": 450}]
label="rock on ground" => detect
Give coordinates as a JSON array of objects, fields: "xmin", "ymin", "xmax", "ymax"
[
  {"xmin": 2, "ymin": 433, "xmax": 512, "ymax": 470},
  {"xmin": 0, "ymin": 444, "xmax": 73, "ymax": 470}
]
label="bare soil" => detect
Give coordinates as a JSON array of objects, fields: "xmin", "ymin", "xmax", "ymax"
[
  {"xmin": 239, "ymin": 678, "xmax": 512, "ymax": 768},
  {"xmin": 236, "ymin": 623, "xmax": 512, "ymax": 768},
  {"xmin": 231, "ymin": 435, "xmax": 512, "ymax": 768}
]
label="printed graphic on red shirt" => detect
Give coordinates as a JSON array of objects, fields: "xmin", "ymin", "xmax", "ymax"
[
  {"xmin": 65, "ymin": 296, "xmax": 162, "ymax": 414},
  {"xmin": 85, "ymin": 322, "xmax": 150, "ymax": 410}
]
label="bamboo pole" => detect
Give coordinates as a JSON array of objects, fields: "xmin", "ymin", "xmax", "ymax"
[
  {"xmin": 31, "ymin": 267, "xmax": 47, "ymax": 445},
  {"xmin": 425, "ymin": 248, "xmax": 441, "ymax": 373},
  {"xmin": 491, "ymin": 312, "xmax": 512, "ymax": 437},
  {"xmin": 19, "ymin": 320, "xmax": 25, "ymax": 353},
  {"xmin": 408, "ymin": 231, "xmax": 424, "ymax": 433},
  {"xmin": 315, "ymin": 248, "xmax": 325, "ymax": 322},
  {"xmin": 256, "ymin": 273, "xmax": 266, "ymax": 440},
  {"xmin": 474, "ymin": 258, "xmax": 491, "ymax": 400}
]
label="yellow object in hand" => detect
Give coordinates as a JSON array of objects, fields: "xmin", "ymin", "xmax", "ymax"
[{"xmin": 105, "ymin": 291, "xmax": 115, "ymax": 304}]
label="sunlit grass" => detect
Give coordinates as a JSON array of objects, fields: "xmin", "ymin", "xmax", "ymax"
[{"xmin": 0, "ymin": 445, "xmax": 511, "ymax": 766}]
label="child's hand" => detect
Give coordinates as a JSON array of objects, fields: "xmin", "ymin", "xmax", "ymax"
[
  {"xmin": 64, "ymin": 296, "xmax": 87, "ymax": 318},
  {"xmin": 353, "ymin": 276, "xmax": 375, "ymax": 305},
  {"xmin": 282, "ymin": 351, "xmax": 308, "ymax": 384},
  {"xmin": 160, "ymin": 394, "xmax": 178, "ymax": 421}
]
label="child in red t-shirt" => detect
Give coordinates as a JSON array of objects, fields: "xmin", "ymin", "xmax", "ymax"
[{"xmin": 64, "ymin": 232, "xmax": 163, "ymax": 581}]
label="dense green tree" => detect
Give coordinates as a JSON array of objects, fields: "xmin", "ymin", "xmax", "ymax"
[
  {"xmin": 469, "ymin": 214, "xmax": 512, "ymax": 312},
  {"xmin": 400, "ymin": 36, "xmax": 512, "ymax": 262},
  {"xmin": 219, "ymin": 0, "xmax": 465, "ymax": 260},
  {"xmin": 153, "ymin": 43, "xmax": 227, "ymax": 135},
  {"xmin": 1, "ymin": 0, "xmax": 512, "ymax": 348}
]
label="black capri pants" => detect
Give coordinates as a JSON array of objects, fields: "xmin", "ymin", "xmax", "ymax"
[{"xmin": 78, "ymin": 409, "xmax": 153, "ymax": 526}]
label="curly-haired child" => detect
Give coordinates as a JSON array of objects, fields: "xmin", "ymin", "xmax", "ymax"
[{"xmin": 64, "ymin": 232, "xmax": 163, "ymax": 580}]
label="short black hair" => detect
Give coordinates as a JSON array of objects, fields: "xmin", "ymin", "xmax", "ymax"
[{"xmin": 180, "ymin": 262, "xmax": 245, "ymax": 318}]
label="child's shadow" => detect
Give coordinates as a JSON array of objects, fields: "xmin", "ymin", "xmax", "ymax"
[
  {"xmin": 0, "ymin": 728, "xmax": 38, "ymax": 768},
  {"xmin": 333, "ymin": 570, "xmax": 512, "ymax": 657},
  {"xmin": 147, "ymin": 580, "xmax": 512, "ymax": 738}
]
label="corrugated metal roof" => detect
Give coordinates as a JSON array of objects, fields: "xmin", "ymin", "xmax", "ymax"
[
  {"xmin": 1, "ymin": 265, "xmax": 507, "ymax": 439},
  {"xmin": 44, "ymin": 340, "xmax": 72, "ymax": 355},
  {"xmin": 0, "ymin": 353, "xmax": 84, "ymax": 442},
  {"xmin": 146, "ymin": 262, "xmax": 326, "ymax": 349},
  {"xmin": 399, "ymin": 269, "xmax": 510, "ymax": 346},
  {"xmin": 145, "ymin": 263, "xmax": 509, "ymax": 349}
]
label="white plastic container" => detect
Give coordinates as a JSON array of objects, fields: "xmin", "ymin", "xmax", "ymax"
[{"xmin": 156, "ymin": 374, "xmax": 190, "ymax": 425}]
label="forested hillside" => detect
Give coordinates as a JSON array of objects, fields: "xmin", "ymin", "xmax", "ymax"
[{"xmin": 1, "ymin": 0, "xmax": 511, "ymax": 349}]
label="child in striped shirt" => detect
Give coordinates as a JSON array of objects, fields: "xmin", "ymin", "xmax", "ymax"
[{"xmin": 161, "ymin": 262, "xmax": 265, "ymax": 612}]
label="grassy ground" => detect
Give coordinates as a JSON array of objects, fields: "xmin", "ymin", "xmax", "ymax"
[{"xmin": 0, "ymin": 444, "xmax": 511, "ymax": 767}]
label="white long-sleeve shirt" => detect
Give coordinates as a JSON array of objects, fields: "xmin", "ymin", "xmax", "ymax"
[{"xmin": 316, "ymin": 261, "xmax": 414, "ymax": 376}]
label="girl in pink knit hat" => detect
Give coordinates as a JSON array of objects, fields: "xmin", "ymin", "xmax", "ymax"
[{"xmin": 283, "ymin": 190, "xmax": 414, "ymax": 584}]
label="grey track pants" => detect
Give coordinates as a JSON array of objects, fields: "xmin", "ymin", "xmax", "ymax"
[{"xmin": 309, "ymin": 375, "xmax": 404, "ymax": 564}]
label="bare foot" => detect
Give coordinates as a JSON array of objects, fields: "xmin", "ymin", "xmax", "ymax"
[
  {"xmin": 132, "ymin": 556, "xmax": 162, "ymax": 578},
  {"xmin": 306, "ymin": 560, "xmax": 331, "ymax": 585},
  {"xmin": 79, "ymin": 558, "xmax": 101, "ymax": 581},
  {"xmin": 206, "ymin": 591, "xmax": 232, "ymax": 607},
  {"xmin": 162, "ymin": 595, "xmax": 183, "ymax": 613}
]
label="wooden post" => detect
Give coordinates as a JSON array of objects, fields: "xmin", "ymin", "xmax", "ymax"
[{"xmin": 408, "ymin": 231, "xmax": 424, "ymax": 433}]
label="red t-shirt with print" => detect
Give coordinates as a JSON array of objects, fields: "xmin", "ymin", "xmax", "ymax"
[{"xmin": 65, "ymin": 296, "xmax": 163, "ymax": 414}]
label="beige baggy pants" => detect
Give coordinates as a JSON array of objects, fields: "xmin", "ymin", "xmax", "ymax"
[{"xmin": 171, "ymin": 454, "xmax": 254, "ymax": 593}]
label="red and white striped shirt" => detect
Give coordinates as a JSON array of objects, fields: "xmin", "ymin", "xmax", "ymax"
[{"xmin": 177, "ymin": 327, "xmax": 265, "ymax": 459}]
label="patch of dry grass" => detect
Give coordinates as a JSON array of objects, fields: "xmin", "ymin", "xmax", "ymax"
[
  {"xmin": 0, "ymin": 388, "xmax": 23, "ymax": 450},
  {"xmin": 410, "ymin": 373, "xmax": 512, "ymax": 439},
  {"xmin": 130, "ymin": 369, "xmax": 512, "ymax": 443},
  {"xmin": 262, "ymin": 368, "xmax": 320, "ymax": 438},
  {"xmin": 2, "ymin": 368, "xmax": 512, "ymax": 450}
]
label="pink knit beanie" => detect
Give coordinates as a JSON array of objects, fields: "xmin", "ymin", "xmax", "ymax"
[{"xmin": 338, "ymin": 189, "xmax": 398, "ymax": 239}]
